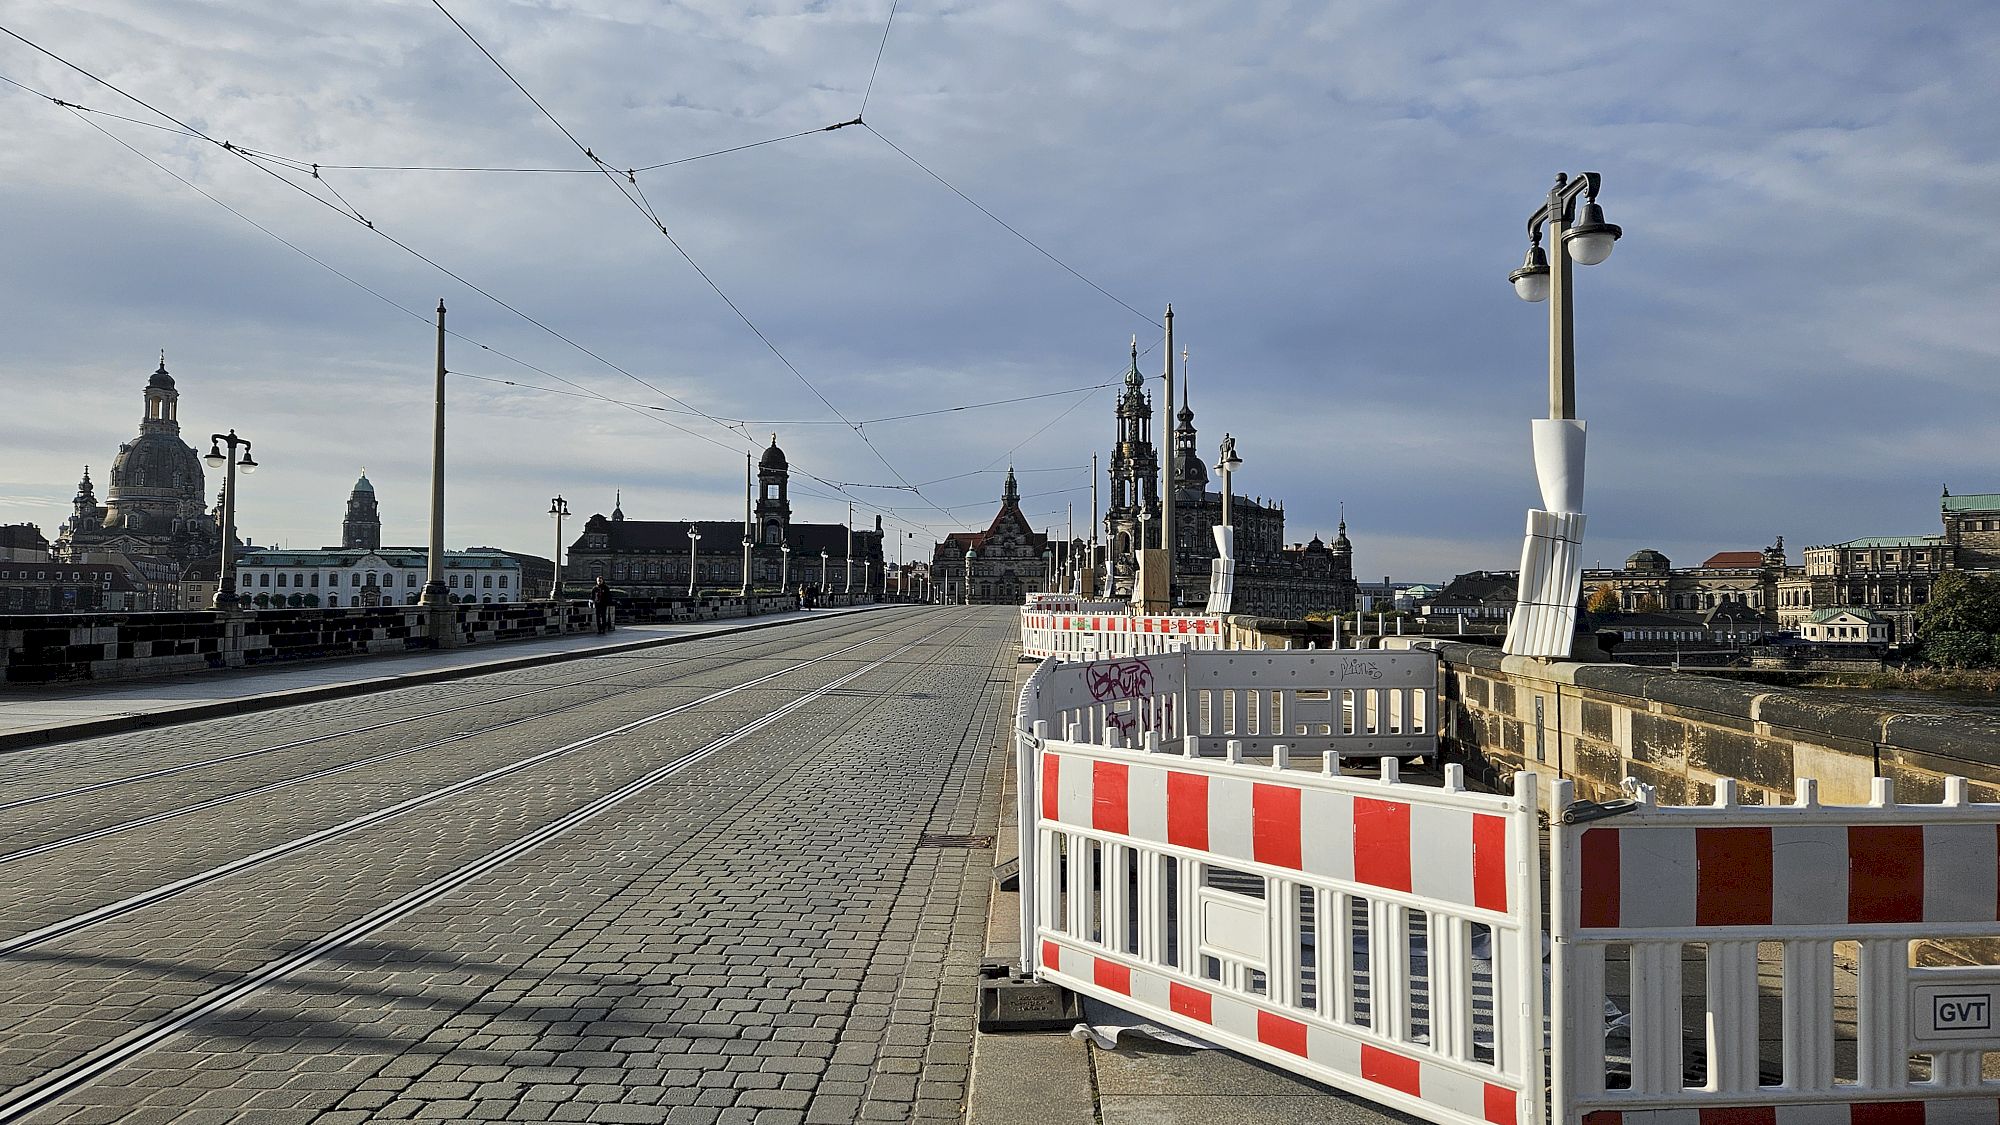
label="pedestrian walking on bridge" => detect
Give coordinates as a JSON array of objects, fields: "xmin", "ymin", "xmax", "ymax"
[{"xmin": 592, "ymin": 576, "xmax": 615, "ymax": 634}]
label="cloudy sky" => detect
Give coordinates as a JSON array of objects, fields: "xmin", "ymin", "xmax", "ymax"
[{"xmin": 3, "ymin": 1, "xmax": 1997, "ymax": 580}]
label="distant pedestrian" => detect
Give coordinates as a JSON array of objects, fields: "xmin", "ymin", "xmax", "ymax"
[{"xmin": 592, "ymin": 576, "xmax": 615, "ymax": 634}]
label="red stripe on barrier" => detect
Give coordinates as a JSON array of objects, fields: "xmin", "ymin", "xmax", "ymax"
[
  {"xmin": 1698, "ymin": 1108, "xmax": 1777, "ymax": 1125},
  {"xmin": 1092, "ymin": 762, "xmax": 1130, "ymax": 835},
  {"xmin": 1579, "ymin": 828, "xmax": 1621, "ymax": 929},
  {"xmin": 1360, "ymin": 1044, "xmax": 1421, "ymax": 1096},
  {"xmin": 1169, "ymin": 982, "xmax": 1212, "ymax": 1023},
  {"xmin": 1849, "ymin": 825, "xmax": 1925, "ymax": 923},
  {"xmin": 1167, "ymin": 771, "xmax": 1209, "ymax": 850},
  {"xmin": 1257, "ymin": 1010, "xmax": 1309, "ymax": 1057},
  {"xmin": 1483, "ymin": 1084, "xmax": 1516, "ymax": 1125},
  {"xmin": 1092, "ymin": 959, "xmax": 1131, "ymax": 995},
  {"xmin": 1042, "ymin": 754, "xmax": 1061, "ymax": 823},
  {"xmin": 1354, "ymin": 798, "xmax": 1412, "ymax": 892},
  {"xmin": 1580, "ymin": 1113, "xmax": 1622, "ymax": 1125},
  {"xmin": 1849, "ymin": 1103, "xmax": 1927, "ymax": 1125},
  {"xmin": 1042, "ymin": 940, "xmax": 1060, "ymax": 972},
  {"xmin": 1696, "ymin": 827, "xmax": 1773, "ymax": 927},
  {"xmin": 1473, "ymin": 814, "xmax": 1509, "ymax": 913},
  {"xmin": 1254, "ymin": 784, "xmax": 1304, "ymax": 869}
]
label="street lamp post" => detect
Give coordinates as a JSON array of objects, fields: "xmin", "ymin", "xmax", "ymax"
[
  {"xmin": 203, "ymin": 430, "xmax": 257, "ymax": 608},
  {"xmin": 741, "ymin": 534, "xmax": 753, "ymax": 600},
  {"xmin": 820, "ymin": 549, "xmax": 829, "ymax": 593},
  {"xmin": 547, "ymin": 495, "xmax": 570, "ymax": 600},
  {"xmin": 686, "ymin": 526, "xmax": 702, "ymax": 597},
  {"xmin": 1042, "ymin": 547, "xmax": 1054, "ymax": 596},
  {"xmin": 844, "ymin": 501, "xmax": 855, "ymax": 595},
  {"xmin": 1502, "ymin": 171, "xmax": 1623, "ymax": 659},
  {"xmin": 964, "ymin": 548, "xmax": 975, "ymax": 606},
  {"xmin": 1217, "ymin": 434, "xmax": 1241, "ymax": 530},
  {"xmin": 421, "ymin": 300, "xmax": 450, "ymax": 609},
  {"xmin": 780, "ymin": 542, "xmax": 791, "ymax": 596}
]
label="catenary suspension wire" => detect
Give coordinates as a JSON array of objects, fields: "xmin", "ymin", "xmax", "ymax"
[
  {"xmin": 859, "ymin": 0, "xmax": 900, "ymax": 118},
  {"xmin": 428, "ymin": 2, "xmax": 963, "ymax": 531},
  {"xmin": 864, "ymin": 123, "xmax": 1160, "ymax": 331}
]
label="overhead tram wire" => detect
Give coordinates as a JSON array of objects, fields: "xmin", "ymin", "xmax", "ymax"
[
  {"xmin": 859, "ymin": 0, "xmax": 900, "ymax": 118},
  {"xmin": 0, "ymin": 68, "xmax": 957, "ymax": 543},
  {"xmin": 428, "ymin": 2, "xmax": 963, "ymax": 530},
  {"xmin": 862, "ymin": 124, "xmax": 1160, "ymax": 332},
  {"xmin": 0, "ymin": 30, "xmax": 816, "ymax": 470}
]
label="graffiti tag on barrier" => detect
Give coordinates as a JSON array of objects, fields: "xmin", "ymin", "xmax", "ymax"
[
  {"xmin": 1085, "ymin": 658, "xmax": 1154, "ymax": 703},
  {"xmin": 1338, "ymin": 657, "xmax": 1383, "ymax": 680}
]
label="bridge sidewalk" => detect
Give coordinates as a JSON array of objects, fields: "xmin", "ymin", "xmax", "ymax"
[
  {"xmin": 966, "ymin": 655, "xmax": 1426, "ymax": 1125},
  {"xmin": 0, "ymin": 603, "xmax": 886, "ymax": 753}
]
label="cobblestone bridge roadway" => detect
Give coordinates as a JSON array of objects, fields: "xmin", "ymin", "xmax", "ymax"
[{"xmin": 0, "ymin": 605, "xmax": 1018, "ymax": 1125}]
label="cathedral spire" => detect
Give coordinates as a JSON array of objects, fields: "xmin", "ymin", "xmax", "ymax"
[{"xmin": 1003, "ymin": 465, "xmax": 1019, "ymax": 505}]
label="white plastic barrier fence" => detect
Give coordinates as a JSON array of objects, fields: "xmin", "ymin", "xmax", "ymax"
[
  {"xmin": 1551, "ymin": 775, "xmax": 2000, "ymax": 1125},
  {"xmin": 1025, "ymin": 651, "xmax": 1438, "ymax": 761},
  {"xmin": 1024, "ymin": 594, "xmax": 1128, "ymax": 614},
  {"xmin": 1014, "ymin": 653, "xmax": 2000, "ymax": 1125},
  {"xmin": 1020, "ymin": 609, "xmax": 1228, "ymax": 661},
  {"xmin": 1016, "ymin": 700, "xmax": 1546, "ymax": 1125}
]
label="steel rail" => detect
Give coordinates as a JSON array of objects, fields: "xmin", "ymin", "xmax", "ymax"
[
  {"xmin": 0, "ymin": 614, "xmax": 970, "ymax": 1124},
  {"xmin": 0, "ymin": 611, "xmax": 947, "ymax": 958},
  {"xmin": 0, "ymin": 611, "xmax": 931, "ymax": 861},
  {"xmin": 0, "ymin": 606, "xmax": 926, "ymax": 813}
]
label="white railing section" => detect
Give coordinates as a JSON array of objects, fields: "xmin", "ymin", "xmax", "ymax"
[
  {"xmin": 1021, "ymin": 608, "xmax": 1228, "ymax": 661},
  {"xmin": 1024, "ymin": 593, "xmax": 1129, "ymax": 614},
  {"xmin": 1025, "ymin": 651, "xmax": 1438, "ymax": 761},
  {"xmin": 1550, "ymin": 774, "xmax": 2000, "ymax": 1125},
  {"xmin": 1015, "ymin": 678, "xmax": 1545, "ymax": 1125}
]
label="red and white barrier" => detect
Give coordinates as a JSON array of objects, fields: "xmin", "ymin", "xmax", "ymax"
[
  {"xmin": 1015, "ymin": 655, "xmax": 2000, "ymax": 1125},
  {"xmin": 1020, "ymin": 609, "xmax": 1228, "ymax": 661},
  {"xmin": 1552, "ymin": 776, "xmax": 2000, "ymax": 1125}
]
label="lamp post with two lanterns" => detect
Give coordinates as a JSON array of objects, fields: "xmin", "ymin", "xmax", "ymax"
[
  {"xmin": 204, "ymin": 430, "xmax": 257, "ymax": 609},
  {"xmin": 1501, "ymin": 171, "xmax": 1623, "ymax": 658}
]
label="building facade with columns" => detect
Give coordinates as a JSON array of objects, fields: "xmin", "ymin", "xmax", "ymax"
[{"xmin": 563, "ymin": 437, "xmax": 885, "ymax": 596}]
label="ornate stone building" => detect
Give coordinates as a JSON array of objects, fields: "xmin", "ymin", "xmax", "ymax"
[
  {"xmin": 931, "ymin": 470, "xmax": 1051, "ymax": 605},
  {"xmin": 1101, "ymin": 340, "xmax": 1356, "ymax": 617},
  {"xmin": 564, "ymin": 437, "xmax": 885, "ymax": 596},
  {"xmin": 52, "ymin": 357, "xmax": 223, "ymax": 608},
  {"xmin": 1581, "ymin": 541, "xmax": 1791, "ymax": 620},
  {"xmin": 342, "ymin": 472, "xmax": 382, "ymax": 550}
]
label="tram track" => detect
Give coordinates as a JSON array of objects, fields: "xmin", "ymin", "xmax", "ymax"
[
  {"xmin": 0, "ymin": 612, "xmax": 977, "ymax": 1124},
  {"xmin": 0, "ymin": 612, "xmax": 931, "ymax": 866},
  {"xmin": 0, "ymin": 612, "xmax": 951, "ymax": 959},
  {"xmin": 0, "ymin": 606, "xmax": 925, "ymax": 815}
]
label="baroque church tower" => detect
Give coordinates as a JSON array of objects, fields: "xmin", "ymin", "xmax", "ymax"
[
  {"xmin": 1104, "ymin": 339, "xmax": 1159, "ymax": 589},
  {"xmin": 342, "ymin": 471, "xmax": 382, "ymax": 550}
]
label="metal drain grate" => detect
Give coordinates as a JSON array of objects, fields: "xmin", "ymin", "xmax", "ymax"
[{"xmin": 918, "ymin": 833, "xmax": 993, "ymax": 849}]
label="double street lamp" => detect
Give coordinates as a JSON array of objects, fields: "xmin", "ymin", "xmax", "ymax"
[
  {"xmin": 204, "ymin": 430, "xmax": 257, "ymax": 609},
  {"xmin": 1501, "ymin": 171, "xmax": 1623, "ymax": 658},
  {"xmin": 1506, "ymin": 171, "xmax": 1623, "ymax": 420},
  {"xmin": 547, "ymin": 495, "xmax": 570, "ymax": 600}
]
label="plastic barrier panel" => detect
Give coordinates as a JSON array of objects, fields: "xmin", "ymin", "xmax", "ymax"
[
  {"xmin": 1552, "ymin": 775, "xmax": 2000, "ymax": 1125},
  {"xmin": 1019, "ymin": 716, "xmax": 1545, "ymax": 1125}
]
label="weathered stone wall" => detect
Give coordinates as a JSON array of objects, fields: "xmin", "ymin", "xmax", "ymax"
[{"xmin": 1429, "ymin": 640, "xmax": 2000, "ymax": 807}]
